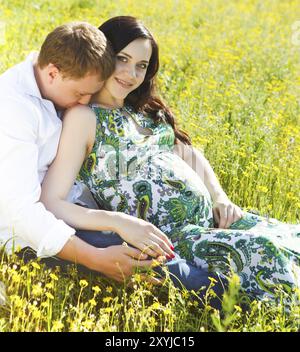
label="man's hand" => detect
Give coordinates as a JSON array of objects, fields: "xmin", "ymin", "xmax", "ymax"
[
  {"xmin": 89, "ymin": 245, "xmax": 165, "ymax": 283},
  {"xmin": 212, "ymin": 195, "xmax": 244, "ymax": 229},
  {"xmin": 57, "ymin": 236, "xmax": 165, "ymax": 284}
]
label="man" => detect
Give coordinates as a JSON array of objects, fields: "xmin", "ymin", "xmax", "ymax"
[{"xmin": 0, "ymin": 22, "xmax": 227, "ymax": 309}]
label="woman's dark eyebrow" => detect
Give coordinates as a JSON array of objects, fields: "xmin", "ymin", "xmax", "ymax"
[{"xmin": 119, "ymin": 51, "xmax": 149, "ymax": 63}]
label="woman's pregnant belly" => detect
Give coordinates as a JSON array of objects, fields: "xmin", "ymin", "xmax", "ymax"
[{"xmin": 99, "ymin": 151, "xmax": 214, "ymax": 228}]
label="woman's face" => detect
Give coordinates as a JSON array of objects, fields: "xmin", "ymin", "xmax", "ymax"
[{"xmin": 104, "ymin": 38, "xmax": 152, "ymax": 100}]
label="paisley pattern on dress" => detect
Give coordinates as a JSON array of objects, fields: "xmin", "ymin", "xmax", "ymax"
[{"xmin": 78, "ymin": 104, "xmax": 300, "ymax": 300}]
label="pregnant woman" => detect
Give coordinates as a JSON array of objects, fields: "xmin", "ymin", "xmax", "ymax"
[{"xmin": 41, "ymin": 16, "xmax": 300, "ymax": 301}]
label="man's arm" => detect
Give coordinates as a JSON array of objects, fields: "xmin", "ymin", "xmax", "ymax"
[{"xmin": 0, "ymin": 98, "xmax": 75, "ymax": 257}]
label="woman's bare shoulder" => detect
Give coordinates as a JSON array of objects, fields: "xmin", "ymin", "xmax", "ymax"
[
  {"xmin": 61, "ymin": 105, "xmax": 97, "ymax": 149},
  {"xmin": 63, "ymin": 104, "xmax": 96, "ymax": 127}
]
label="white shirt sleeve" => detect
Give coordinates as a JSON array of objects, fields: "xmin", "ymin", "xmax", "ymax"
[{"xmin": 0, "ymin": 97, "xmax": 75, "ymax": 257}]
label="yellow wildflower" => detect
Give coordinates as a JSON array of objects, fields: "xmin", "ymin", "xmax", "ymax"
[
  {"xmin": 89, "ymin": 298, "xmax": 97, "ymax": 307},
  {"xmin": 106, "ymin": 286, "xmax": 113, "ymax": 293},
  {"xmin": 31, "ymin": 262, "xmax": 41, "ymax": 270},
  {"xmin": 45, "ymin": 292, "xmax": 54, "ymax": 300},
  {"xmin": 256, "ymin": 185, "xmax": 268, "ymax": 193},
  {"xmin": 79, "ymin": 280, "xmax": 88, "ymax": 288},
  {"xmin": 50, "ymin": 273, "xmax": 58, "ymax": 281},
  {"xmin": 103, "ymin": 296, "xmax": 113, "ymax": 304},
  {"xmin": 92, "ymin": 286, "xmax": 101, "ymax": 294}
]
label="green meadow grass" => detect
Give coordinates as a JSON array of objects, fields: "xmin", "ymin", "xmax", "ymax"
[{"xmin": 0, "ymin": 0, "xmax": 299, "ymax": 331}]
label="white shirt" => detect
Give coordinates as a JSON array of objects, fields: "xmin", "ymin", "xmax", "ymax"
[{"xmin": 0, "ymin": 52, "xmax": 76, "ymax": 257}]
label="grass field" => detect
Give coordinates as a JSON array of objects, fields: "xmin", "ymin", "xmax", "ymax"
[{"xmin": 0, "ymin": 0, "xmax": 300, "ymax": 332}]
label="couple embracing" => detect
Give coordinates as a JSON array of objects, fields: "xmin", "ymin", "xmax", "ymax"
[{"xmin": 1, "ymin": 16, "xmax": 300, "ymax": 310}]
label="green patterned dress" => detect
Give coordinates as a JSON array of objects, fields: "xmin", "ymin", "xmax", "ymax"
[{"xmin": 78, "ymin": 104, "xmax": 300, "ymax": 299}]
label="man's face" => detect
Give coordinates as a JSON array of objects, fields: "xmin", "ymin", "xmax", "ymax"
[{"xmin": 48, "ymin": 69, "xmax": 104, "ymax": 110}]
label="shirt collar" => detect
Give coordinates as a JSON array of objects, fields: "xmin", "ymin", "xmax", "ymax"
[
  {"xmin": 20, "ymin": 52, "xmax": 61, "ymax": 116},
  {"xmin": 20, "ymin": 51, "xmax": 43, "ymax": 99}
]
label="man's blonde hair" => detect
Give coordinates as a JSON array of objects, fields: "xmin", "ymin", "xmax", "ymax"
[{"xmin": 38, "ymin": 22, "xmax": 115, "ymax": 80}]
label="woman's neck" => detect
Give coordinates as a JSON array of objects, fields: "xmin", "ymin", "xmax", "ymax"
[{"xmin": 91, "ymin": 87, "xmax": 124, "ymax": 110}]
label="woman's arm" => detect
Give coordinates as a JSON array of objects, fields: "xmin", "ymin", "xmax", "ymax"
[
  {"xmin": 40, "ymin": 106, "xmax": 174, "ymax": 259},
  {"xmin": 174, "ymin": 140, "xmax": 243, "ymax": 228},
  {"xmin": 40, "ymin": 105, "xmax": 115, "ymax": 231}
]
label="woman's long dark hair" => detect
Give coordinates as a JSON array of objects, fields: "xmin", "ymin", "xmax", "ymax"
[{"xmin": 99, "ymin": 16, "xmax": 191, "ymax": 145}]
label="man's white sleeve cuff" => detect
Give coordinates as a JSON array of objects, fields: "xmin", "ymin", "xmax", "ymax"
[{"xmin": 36, "ymin": 220, "xmax": 76, "ymax": 258}]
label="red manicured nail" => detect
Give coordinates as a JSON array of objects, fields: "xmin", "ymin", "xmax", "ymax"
[{"xmin": 170, "ymin": 245, "xmax": 175, "ymax": 250}]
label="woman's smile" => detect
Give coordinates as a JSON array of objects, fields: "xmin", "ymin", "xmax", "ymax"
[{"xmin": 115, "ymin": 77, "xmax": 134, "ymax": 89}]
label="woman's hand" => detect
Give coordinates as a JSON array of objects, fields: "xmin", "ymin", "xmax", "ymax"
[
  {"xmin": 212, "ymin": 195, "xmax": 244, "ymax": 229},
  {"xmin": 114, "ymin": 213, "xmax": 175, "ymax": 259}
]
